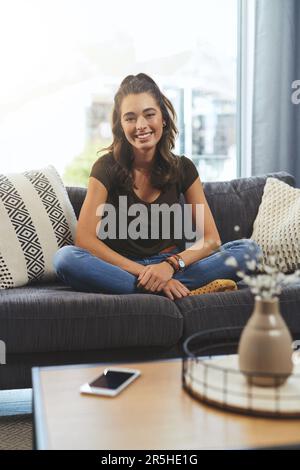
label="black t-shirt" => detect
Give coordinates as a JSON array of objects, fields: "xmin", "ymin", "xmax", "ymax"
[{"xmin": 90, "ymin": 152, "xmax": 199, "ymax": 258}]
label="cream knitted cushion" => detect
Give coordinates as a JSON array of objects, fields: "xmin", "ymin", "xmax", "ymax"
[{"xmin": 251, "ymin": 177, "xmax": 300, "ymax": 273}]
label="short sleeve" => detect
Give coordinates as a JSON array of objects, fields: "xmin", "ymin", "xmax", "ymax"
[
  {"xmin": 89, "ymin": 153, "xmax": 113, "ymax": 191},
  {"xmin": 180, "ymin": 156, "xmax": 199, "ymax": 193}
]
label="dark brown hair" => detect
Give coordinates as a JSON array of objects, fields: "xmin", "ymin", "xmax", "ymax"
[{"xmin": 99, "ymin": 73, "xmax": 180, "ymax": 193}]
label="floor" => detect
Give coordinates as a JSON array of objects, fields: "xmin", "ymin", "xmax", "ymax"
[{"xmin": 0, "ymin": 389, "xmax": 33, "ymax": 450}]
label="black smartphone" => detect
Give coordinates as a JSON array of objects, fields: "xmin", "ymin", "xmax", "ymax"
[{"xmin": 79, "ymin": 367, "xmax": 141, "ymax": 397}]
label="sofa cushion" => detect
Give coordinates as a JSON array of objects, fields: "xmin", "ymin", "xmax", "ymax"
[
  {"xmin": 251, "ymin": 177, "xmax": 300, "ymax": 273},
  {"xmin": 0, "ymin": 166, "xmax": 77, "ymax": 289},
  {"xmin": 0, "ymin": 283, "xmax": 183, "ymax": 354},
  {"xmin": 176, "ymin": 283, "xmax": 300, "ymax": 345}
]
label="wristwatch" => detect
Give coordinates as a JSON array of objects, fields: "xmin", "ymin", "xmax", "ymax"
[{"xmin": 172, "ymin": 254, "xmax": 186, "ymax": 272}]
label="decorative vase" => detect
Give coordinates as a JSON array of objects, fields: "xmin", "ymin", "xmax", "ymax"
[{"xmin": 238, "ymin": 296, "xmax": 294, "ymax": 387}]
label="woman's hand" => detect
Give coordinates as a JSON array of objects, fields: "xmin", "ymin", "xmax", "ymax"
[
  {"xmin": 162, "ymin": 279, "xmax": 191, "ymax": 301},
  {"xmin": 137, "ymin": 262, "xmax": 174, "ymax": 292}
]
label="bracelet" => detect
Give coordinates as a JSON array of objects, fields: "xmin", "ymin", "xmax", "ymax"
[
  {"xmin": 164, "ymin": 258, "xmax": 177, "ymax": 274},
  {"xmin": 165, "ymin": 257, "xmax": 179, "ymax": 273}
]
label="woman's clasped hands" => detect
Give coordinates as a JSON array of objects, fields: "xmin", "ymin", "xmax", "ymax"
[{"xmin": 137, "ymin": 262, "xmax": 190, "ymax": 300}]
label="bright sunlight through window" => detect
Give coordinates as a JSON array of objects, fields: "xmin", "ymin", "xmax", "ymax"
[{"xmin": 0, "ymin": 0, "xmax": 237, "ymax": 185}]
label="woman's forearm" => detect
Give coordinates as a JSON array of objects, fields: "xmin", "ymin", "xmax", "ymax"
[
  {"xmin": 75, "ymin": 235, "xmax": 143, "ymax": 276},
  {"xmin": 178, "ymin": 237, "xmax": 222, "ymax": 268}
]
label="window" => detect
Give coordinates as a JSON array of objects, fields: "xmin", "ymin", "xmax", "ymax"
[{"xmin": 0, "ymin": 0, "xmax": 238, "ymax": 185}]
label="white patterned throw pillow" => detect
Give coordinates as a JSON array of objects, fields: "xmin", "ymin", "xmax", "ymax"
[
  {"xmin": 251, "ymin": 177, "xmax": 300, "ymax": 273},
  {"xmin": 0, "ymin": 165, "xmax": 77, "ymax": 289}
]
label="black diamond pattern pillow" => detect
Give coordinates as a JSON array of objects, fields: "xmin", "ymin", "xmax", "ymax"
[{"xmin": 0, "ymin": 165, "xmax": 77, "ymax": 289}]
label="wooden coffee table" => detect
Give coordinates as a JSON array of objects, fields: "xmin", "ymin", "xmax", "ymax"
[{"xmin": 32, "ymin": 359, "xmax": 300, "ymax": 450}]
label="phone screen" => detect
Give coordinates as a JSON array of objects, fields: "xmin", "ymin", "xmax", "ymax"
[{"xmin": 89, "ymin": 370, "xmax": 135, "ymax": 390}]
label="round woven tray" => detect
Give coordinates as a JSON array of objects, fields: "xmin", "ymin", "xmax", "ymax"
[{"xmin": 182, "ymin": 327, "xmax": 300, "ymax": 418}]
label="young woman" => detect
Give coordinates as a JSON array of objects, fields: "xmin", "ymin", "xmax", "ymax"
[{"xmin": 54, "ymin": 73, "xmax": 261, "ymax": 300}]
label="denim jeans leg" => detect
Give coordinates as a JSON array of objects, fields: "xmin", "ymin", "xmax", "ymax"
[
  {"xmin": 53, "ymin": 245, "xmax": 143, "ymax": 294},
  {"xmin": 173, "ymin": 239, "xmax": 262, "ymax": 290}
]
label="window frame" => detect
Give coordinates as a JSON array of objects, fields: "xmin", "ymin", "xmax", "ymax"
[{"xmin": 237, "ymin": 0, "xmax": 256, "ymax": 178}]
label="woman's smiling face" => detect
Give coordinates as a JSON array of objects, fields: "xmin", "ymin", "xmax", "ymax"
[{"xmin": 120, "ymin": 92, "xmax": 165, "ymax": 155}]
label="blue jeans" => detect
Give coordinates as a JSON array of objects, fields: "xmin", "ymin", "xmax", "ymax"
[{"xmin": 53, "ymin": 239, "xmax": 262, "ymax": 295}]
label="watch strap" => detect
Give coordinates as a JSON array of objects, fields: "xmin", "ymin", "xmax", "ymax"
[{"xmin": 172, "ymin": 254, "xmax": 185, "ymax": 271}]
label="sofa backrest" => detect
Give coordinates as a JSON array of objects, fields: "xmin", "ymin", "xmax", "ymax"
[
  {"xmin": 201, "ymin": 171, "xmax": 294, "ymax": 242},
  {"xmin": 66, "ymin": 171, "xmax": 295, "ymax": 244},
  {"xmin": 66, "ymin": 186, "xmax": 87, "ymax": 220}
]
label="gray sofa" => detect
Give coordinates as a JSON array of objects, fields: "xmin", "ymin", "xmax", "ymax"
[{"xmin": 1, "ymin": 171, "xmax": 300, "ymax": 390}]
